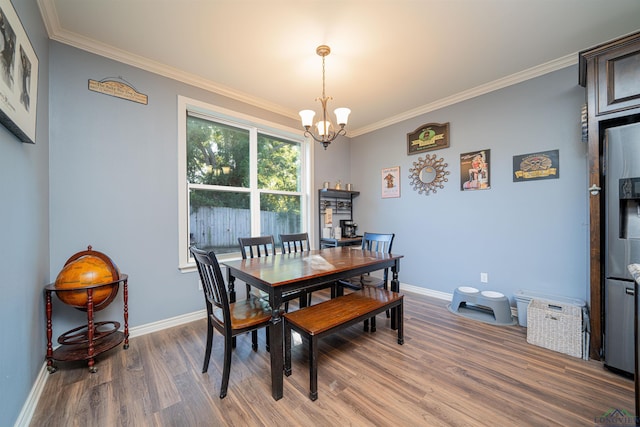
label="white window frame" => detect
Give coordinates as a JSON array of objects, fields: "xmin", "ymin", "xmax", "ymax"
[{"xmin": 177, "ymin": 95, "xmax": 312, "ymax": 271}]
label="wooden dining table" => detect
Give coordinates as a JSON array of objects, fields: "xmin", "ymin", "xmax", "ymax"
[{"xmin": 222, "ymin": 246, "xmax": 403, "ymax": 400}]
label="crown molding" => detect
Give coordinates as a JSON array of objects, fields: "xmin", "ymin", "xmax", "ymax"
[
  {"xmin": 37, "ymin": 0, "xmax": 578, "ymax": 139},
  {"xmin": 37, "ymin": 0, "xmax": 297, "ymax": 121},
  {"xmin": 349, "ymin": 53, "xmax": 578, "ymax": 137}
]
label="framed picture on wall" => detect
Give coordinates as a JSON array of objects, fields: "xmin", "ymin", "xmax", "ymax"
[
  {"xmin": 513, "ymin": 149, "xmax": 559, "ymax": 182},
  {"xmin": 0, "ymin": 0, "xmax": 38, "ymax": 144},
  {"xmin": 407, "ymin": 122, "xmax": 450, "ymax": 155},
  {"xmin": 381, "ymin": 166, "xmax": 400, "ymax": 198},
  {"xmin": 460, "ymin": 149, "xmax": 490, "ymax": 191}
]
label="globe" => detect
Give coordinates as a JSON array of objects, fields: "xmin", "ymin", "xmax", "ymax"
[{"xmin": 54, "ymin": 246, "xmax": 120, "ymax": 310}]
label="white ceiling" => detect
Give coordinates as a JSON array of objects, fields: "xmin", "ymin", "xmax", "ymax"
[{"xmin": 37, "ymin": 0, "xmax": 640, "ymax": 137}]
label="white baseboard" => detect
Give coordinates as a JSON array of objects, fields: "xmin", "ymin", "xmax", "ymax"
[
  {"xmin": 13, "ymin": 363, "xmax": 49, "ymax": 427},
  {"xmin": 14, "ymin": 309, "xmax": 207, "ymax": 427},
  {"xmin": 128, "ymin": 309, "xmax": 207, "ymax": 339},
  {"xmin": 401, "ymin": 282, "xmax": 452, "ymax": 301}
]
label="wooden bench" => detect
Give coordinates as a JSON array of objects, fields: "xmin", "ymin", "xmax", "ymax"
[{"xmin": 283, "ymin": 287, "xmax": 404, "ymax": 401}]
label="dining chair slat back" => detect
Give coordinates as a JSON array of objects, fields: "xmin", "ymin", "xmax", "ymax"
[
  {"xmin": 238, "ymin": 236, "xmax": 275, "ymax": 259},
  {"xmin": 279, "ymin": 232, "xmax": 311, "ymax": 253},
  {"xmin": 338, "ymin": 232, "xmax": 395, "ymax": 331},
  {"xmin": 280, "ymin": 232, "xmax": 334, "ymax": 305}
]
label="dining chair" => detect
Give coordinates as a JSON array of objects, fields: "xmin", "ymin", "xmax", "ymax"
[
  {"xmin": 239, "ymin": 235, "xmax": 307, "ymax": 308},
  {"xmin": 279, "ymin": 232, "xmax": 336, "ymax": 304},
  {"xmin": 238, "ymin": 235, "xmax": 307, "ymax": 350},
  {"xmin": 238, "ymin": 235, "xmax": 277, "ymax": 300},
  {"xmin": 190, "ymin": 246, "xmax": 272, "ymax": 399},
  {"xmin": 338, "ymin": 232, "xmax": 395, "ymax": 331}
]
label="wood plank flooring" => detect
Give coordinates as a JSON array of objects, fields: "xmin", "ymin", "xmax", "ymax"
[{"xmin": 30, "ymin": 291, "xmax": 634, "ymax": 426}]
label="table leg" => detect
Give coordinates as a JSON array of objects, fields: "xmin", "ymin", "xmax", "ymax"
[
  {"xmin": 269, "ymin": 293, "xmax": 284, "ymax": 401},
  {"xmin": 391, "ymin": 264, "xmax": 400, "ymax": 330}
]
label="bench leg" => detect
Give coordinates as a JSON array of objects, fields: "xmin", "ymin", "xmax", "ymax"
[
  {"xmin": 284, "ymin": 322, "xmax": 292, "ymax": 376},
  {"xmin": 309, "ymin": 336, "xmax": 318, "ymax": 401}
]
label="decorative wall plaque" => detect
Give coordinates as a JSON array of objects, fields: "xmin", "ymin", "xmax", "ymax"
[
  {"xmin": 513, "ymin": 149, "xmax": 559, "ymax": 182},
  {"xmin": 88, "ymin": 77, "xmax": 148, "ymax": 105},
  {"xmin": 407, "ymin": 122, "xmax": 450, "ymax": 155}
]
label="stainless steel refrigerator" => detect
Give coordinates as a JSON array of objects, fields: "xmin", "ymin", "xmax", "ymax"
[{"xmin": 604, "ymin": 122, "xmax": 640, "ymax": 375}]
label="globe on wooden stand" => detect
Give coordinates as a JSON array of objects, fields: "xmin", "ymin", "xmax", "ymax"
[
  {"xmin": 45, "ymin": 246, "xmax": 129, "ymax": 373},
  {"xmin": 54, "ymin": 246, "xmax": 120, "ymax": 310}
]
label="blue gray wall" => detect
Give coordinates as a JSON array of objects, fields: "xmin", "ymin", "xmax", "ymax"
[
  {"xmin": 0, "ymin": 1, "xmax": 49, "ymax": 424},
  {"xmin": 2, "ymin": 3, "xmax": 592, "ymax": 424},
  {"xmin": 47, "ymin": 41, "xmax": 309, "ymax": 336},
  {"xmin": 349, "ymin": 65, "xmax": 589, "ymax": 302}
]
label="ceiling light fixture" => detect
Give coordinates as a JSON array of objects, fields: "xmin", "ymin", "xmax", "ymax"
[{"xmin": 299, "ymin": 45, "xmax": 350, "ymax": 149}]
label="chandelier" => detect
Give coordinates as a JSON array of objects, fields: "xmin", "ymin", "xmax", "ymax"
[{"xmin": 299, "ymin": 45, "xmax": 351, "ymax": 149}]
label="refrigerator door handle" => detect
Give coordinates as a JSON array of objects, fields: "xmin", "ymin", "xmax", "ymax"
[{"xmin": 589, "ymin": 184, "xmax": 602, "ymax": 195}]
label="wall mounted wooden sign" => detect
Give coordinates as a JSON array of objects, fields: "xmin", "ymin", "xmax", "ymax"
[
  {"xmin": 513, "ymin": 149, "xmax": 559, "ymax": 182},
  {"xmin": 88, "ymin": 78, "xmax": 148, "ymax": 105},
  {"xmin": 407, "ymin": 122, "xmax": 450, "ymax": 155}
]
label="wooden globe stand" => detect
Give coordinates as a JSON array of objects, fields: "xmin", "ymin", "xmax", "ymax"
[{"xmin": 45, "ymin": 274, "xmax": 129, "ymax": 373}]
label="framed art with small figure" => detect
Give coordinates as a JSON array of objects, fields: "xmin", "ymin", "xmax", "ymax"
[{"xmin": 381, "ymin": 166, "xmax": 400, "ymax": 198}]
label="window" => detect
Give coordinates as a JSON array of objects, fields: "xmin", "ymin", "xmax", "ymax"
[{"xmin": 178, "ymin": 96, "xmax": 310, "ymax": 269}]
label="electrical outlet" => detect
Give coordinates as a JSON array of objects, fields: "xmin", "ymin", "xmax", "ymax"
[{"xmin": 480, "ymin": 273, "xmax": 488, "ymax": 283}]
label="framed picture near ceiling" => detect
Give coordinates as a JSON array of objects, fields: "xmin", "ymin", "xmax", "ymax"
[
  {"xmin": 381, "ymin": 166, "xmax": 400, "ymax": 198},
  {"xmin": 0, "ymin": 0, "xmax": 38, "ymax": 144},
  {"xmin": 460, "ymin": 149, "xmax": 490, "ymax": 191},
  {"xmin": 513, "ymin": 149, "xmax": 559, "ymax": 182},
  {"xmin": 407, "ymin": 122, "xmax": 450, "ymax": 155}
]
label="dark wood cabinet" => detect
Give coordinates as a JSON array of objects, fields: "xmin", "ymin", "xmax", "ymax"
[{"xmin": 579, "ymin": 31, "xmax": 640, "ymax": 363}]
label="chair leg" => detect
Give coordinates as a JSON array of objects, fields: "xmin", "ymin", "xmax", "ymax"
[
  {"xmin": 251, "ymin": 330, "xmax": 258, "ymax": 351},
  {"xmin": 384, "ymin": 281, "xmax": 391, "ymax": 318},
  {"xmin": 284, "ymin": 323, "xmax": 292, "ymax": 376},
  {"xmin": 363, "ymin": 318, "xmax": 369, "ymax": 332},
  {"xmin": 220, "ymin": 333, "xmax": 233, "ymax": 399},
  {"xmin": 299, "ymin": 292, "xmax": 308, "ymax": 308},
  {"xmin": 371, "ymin": 315, "xmax": 377, "ymax": 332},
  {"xmin": 265, "ymin": 327, "xmax": 270, "ymax": 352},
  {"xmin": 202, "ymin": 318, "xmax": 214, "ymax": 373}
]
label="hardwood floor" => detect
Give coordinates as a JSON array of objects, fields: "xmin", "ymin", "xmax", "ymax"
[{"xmin": 30, "ymin": 291, "xmax": 634, "ymax": 426}]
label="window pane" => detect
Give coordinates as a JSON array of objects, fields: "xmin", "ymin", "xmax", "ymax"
[
  {"xmin": 258, "ymin": 133, "xmax": 301, "ymax": 191},
  {"xmin": 187, "ymin": 115, "xmax": 249, "ymax": 187},
  {"xmin": 260, "ymin": 193, "xmax": 302, "ymax": 247},
  {"xmin": 189, "ymin": 188, "xmax": 250, "ymax": 254}
]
